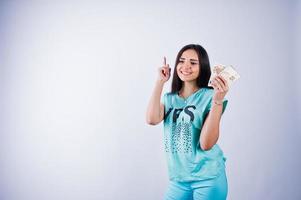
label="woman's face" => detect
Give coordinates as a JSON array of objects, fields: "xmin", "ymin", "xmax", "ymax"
[{"xmin": 176, "ymin": 49, "xmax": 200, "ymax": 82}]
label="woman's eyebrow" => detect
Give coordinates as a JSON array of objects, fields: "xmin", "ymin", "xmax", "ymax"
[{"xmin": 179, "ymin": 57, "xmax": 198, "ymax": 61}]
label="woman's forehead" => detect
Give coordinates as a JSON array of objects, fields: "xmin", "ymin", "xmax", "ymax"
[{"xmin": 180, "ymin": 49, "xmax": 198, "ymax": 60}]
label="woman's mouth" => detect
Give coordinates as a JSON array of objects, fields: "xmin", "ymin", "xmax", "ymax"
[{"xmin": 181, "ymin": 71, "xmax": 192, "ymax": 76}]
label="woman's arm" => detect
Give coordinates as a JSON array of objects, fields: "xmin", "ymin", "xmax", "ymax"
[
  {"xmin": 146, "ymin": 57, "xmax": 171, "ymax": 125},
  {"xmin": 146, "ymin": 80, "xmax": 165, "ymax": 125},
  {"xmin": 200, "ymin": 102, "xmax": 223, "ymax": 150},
  {"xmin": 200, "ymin": 74, "xmax": 229, "ymax": 150}
]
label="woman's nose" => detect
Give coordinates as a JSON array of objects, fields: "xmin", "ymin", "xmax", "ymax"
[{"xmin": 183, "ymin": 62, "xmax": 191, "ymax": 69}]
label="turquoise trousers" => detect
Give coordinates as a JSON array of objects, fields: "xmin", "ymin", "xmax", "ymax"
[{"xmin": 164, "ymin": 171, "xmax": 228, "ymax": 200}]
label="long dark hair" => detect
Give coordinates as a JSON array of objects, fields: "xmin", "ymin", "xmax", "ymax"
[{"xmin": 171, "ymin": 44, "xmax": 213, "ymax": 93}]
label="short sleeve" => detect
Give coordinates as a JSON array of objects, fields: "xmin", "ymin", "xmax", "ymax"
[
  {"xmin": 161, "ymin": 93, "xmax": 169, "ymax": 111},
  {"xmin": 162, "ymin": 93, "xmax": 174, "ymax": 121},
  {"xmin": 161, "ymin": 93, "xmax": 167, "ymax": 118}
]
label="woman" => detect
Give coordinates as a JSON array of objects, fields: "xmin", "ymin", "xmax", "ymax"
[{"xmin": 146, "ymin": 44, "xmax": 229, "ymax": 200}]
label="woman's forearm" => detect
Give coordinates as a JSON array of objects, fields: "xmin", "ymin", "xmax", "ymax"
[
  {"xmin": 200, "ymin": 103, "xmax": 223, "ymax": 150},
  {"xmin": 146, "ymin": 80, "xmax": 165, "ymax": 125}
]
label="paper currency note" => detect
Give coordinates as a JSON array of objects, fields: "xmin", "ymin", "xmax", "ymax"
[
  {"xmin": 212, "ymin": 64, "xmax": 226, "ymax": 77},
  {"xmin": 208, "ymin": 65, "xmax": 225, "ymax": 86},
  {"xmin": 208, "ymin": 65, "xmax": 240, "ymax": 87}
]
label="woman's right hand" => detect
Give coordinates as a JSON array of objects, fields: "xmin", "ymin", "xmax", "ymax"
[{"xmin": 157, "ymin": 56, "xmax": 171, "ymax": 83}]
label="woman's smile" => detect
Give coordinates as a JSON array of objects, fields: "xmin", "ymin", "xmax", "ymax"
[{"xmin": 180, "ymin": 70, "xmax": 193, "ymax": 76}]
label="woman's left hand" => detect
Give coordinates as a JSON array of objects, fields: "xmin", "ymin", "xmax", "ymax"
[{"xmin": 211, "ymin": 75, "xmax": 229, "ymax": 101}]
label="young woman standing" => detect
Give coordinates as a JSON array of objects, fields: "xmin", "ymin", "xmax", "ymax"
[{"xmin": 146, "ymin": 44, "xmax": 229, "ymax": 200}]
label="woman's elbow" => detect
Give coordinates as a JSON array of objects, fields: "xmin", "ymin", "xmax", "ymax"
[
  {"xmin": 200, "ymin": 142, "xmax": 214, "ymax": 151},
  {"xmin": 146, "ymin": 119, "xmax": 157, "ymax": 125},
  {"xmin": 146, "ymin": 117, "xmax": 159, "ymax": 125}
]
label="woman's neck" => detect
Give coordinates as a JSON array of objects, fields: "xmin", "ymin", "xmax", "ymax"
[{"xmin": 179, "ymin": 82, "xmax": 199, "ymax": 98}]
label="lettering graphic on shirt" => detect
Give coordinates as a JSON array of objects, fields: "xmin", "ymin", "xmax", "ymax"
[{"xmin": 164, "ymin": 105, "xmax": 196, "ymax": 154}]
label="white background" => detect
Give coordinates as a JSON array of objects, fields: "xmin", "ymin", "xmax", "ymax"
[{"xmin": 1, "ymin": 0, "xmax": 301, "ymax": 199}]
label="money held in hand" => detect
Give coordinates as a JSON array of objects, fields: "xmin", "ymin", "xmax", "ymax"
[{"xmin": 208, "ymin": 65, "xmax": 240, "ymax": 87}]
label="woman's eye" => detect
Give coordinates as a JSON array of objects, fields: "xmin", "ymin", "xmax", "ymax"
[
  {"xmin": 179, "ymin": 60, "xmax": 184, "ymax": 63},
  {"xmin": 191, "ymin": 62, "xmax": 197, "ymax": 65}
]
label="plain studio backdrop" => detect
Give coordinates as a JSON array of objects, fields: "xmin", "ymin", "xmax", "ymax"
[{"xmin": 1, "ymin": 0, "xmax": 300, "ymax": 199}]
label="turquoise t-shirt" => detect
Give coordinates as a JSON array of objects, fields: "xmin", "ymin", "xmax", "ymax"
[{"xmin": 163, "ymin": 87, "xmax": 228, "ymax": 182}]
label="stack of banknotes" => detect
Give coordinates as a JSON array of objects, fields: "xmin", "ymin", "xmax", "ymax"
[{"xmin": 208, "ymin": 64, "xmax": 240, "ymax": 87}]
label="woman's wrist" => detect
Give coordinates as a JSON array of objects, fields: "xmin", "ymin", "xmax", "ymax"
[
  {"xmin": 212, "ymin": 99, "xmax": 223, "ymax": 106},
  {"xmin": 156, "ymin": 79, "xmax": 165, "ymax": 85}
]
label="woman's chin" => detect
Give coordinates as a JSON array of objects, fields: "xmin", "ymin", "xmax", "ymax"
[{"xmin": 179, "ymin": 77, "xmax": 196, "ymax": 82}]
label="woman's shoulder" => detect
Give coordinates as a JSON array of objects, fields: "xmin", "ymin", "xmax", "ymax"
[
  {"xmin": 196, "ymin": 87, "xmax": 214, "ymax": 103},
  {"xmin": 164, "ymin": 91, "xmax": 176, "ymax": 97},
  {"xmin": 201, "ymin": 87, "xmax": 214, "ymax": 96},
  {"xmin": 202, "ymin": 87, "xmax": 214, "ymax": 92}
]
